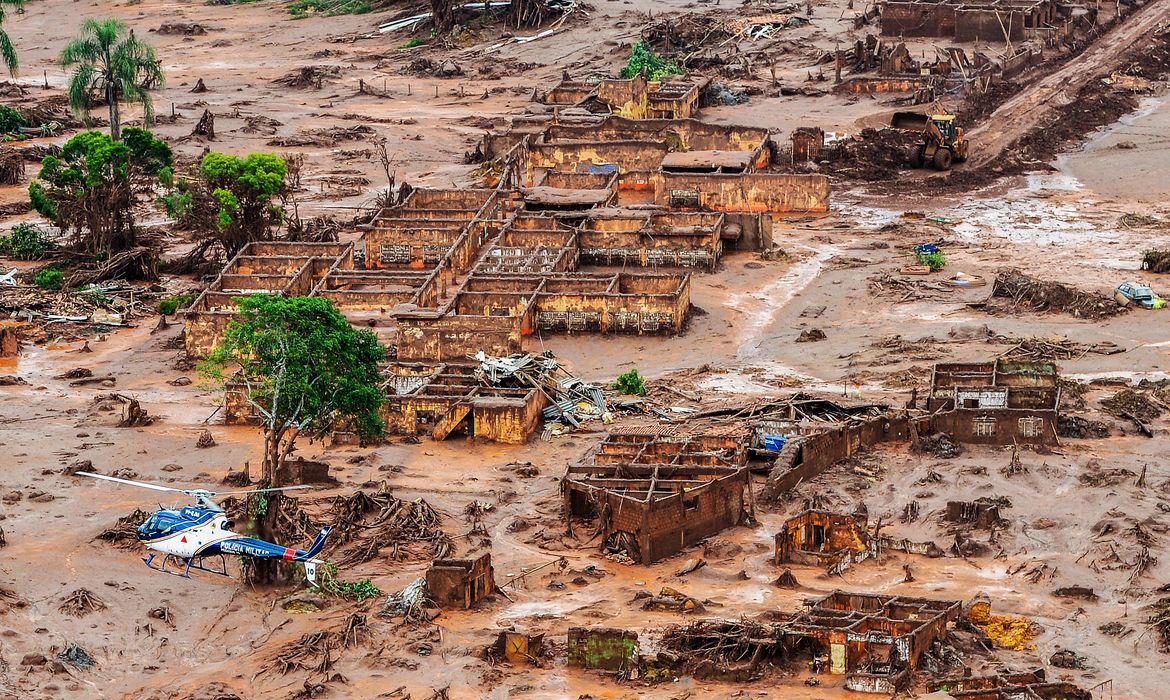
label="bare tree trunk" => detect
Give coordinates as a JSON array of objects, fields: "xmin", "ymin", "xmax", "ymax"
[
  {"xmin": 430, "ymin": 0, "xmax": 454, "ymax": 33},
  {"xmin": 250, "ymin": 427, "xmax": 290, "ymax": 585},
  {"xmin": 508, "ymin": 0, "xmax": 547, "ymax": 28},
  {"xmin": 107, "ymin": 83, "xmax": 121, "ymax": 141}
]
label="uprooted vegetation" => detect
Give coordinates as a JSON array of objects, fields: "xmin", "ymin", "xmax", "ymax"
[
  {"xmin": 1142, "ymin": 249, "xmax": 1170, "ymax": 273},
  {"xmin": 1149, "ymin": 598, "xmax": 1170, "ymax": 653},
  {"xmin": 1101, "ymin": 388, "xmax": 1165, "ymax": 422},
  {"xmin": 991, "ymin": 269, "xmax": 1125, "ymax": 319},
  {"xmin": 267, "ymin": 613, "xmax": 370, "ymax": 676},
  {"xmin": 239, "ymin": 487, "xmax": 453, "ymax": 566},
  {"xmin": 95, "ymin": 509, "xmax": 152, "ymax": 547},
  {"xmin": 59, "ymin": 588, "xmax": 108, "ymax": 617}
]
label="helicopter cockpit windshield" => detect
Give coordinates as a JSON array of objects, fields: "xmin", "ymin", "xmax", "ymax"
[{"xmin": 137, "ymin": 511, "xmax": 183, "ymax": 540}]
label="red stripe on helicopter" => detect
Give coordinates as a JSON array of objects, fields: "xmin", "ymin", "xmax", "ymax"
[{"xmin": 282, "ymin": 547, "xmax": 296, "ymax": 560}]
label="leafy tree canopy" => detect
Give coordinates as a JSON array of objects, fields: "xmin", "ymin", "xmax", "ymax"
[
  {"xmin": 200, "ymin": 152, "xmax": 287, "ymax": 234},
  {"xmin": 203, "ymin": 295, "xmax": 386, "ymax": 456},
  {"xmin": 29, "ymin": 128, "xmax": 171, "ymax": 253}
]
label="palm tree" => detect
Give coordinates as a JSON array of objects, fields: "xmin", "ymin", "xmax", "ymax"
[
  {"xmin": 0, "ymin": 0, "xmax": 23, "ymax": 76},
  {"xmin": 60, "ymin": 18, "xmax": 164, "ymax": 140}
]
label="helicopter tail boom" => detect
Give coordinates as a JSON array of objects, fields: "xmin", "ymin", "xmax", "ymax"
[{"xmin": 304, "ymin": 526, "xmax": 332, "ymax": 559}]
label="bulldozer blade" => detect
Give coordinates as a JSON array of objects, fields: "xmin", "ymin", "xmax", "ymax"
[{"xmin": 891, "ymin": 111, "xmax": 930, "ymax": 131}]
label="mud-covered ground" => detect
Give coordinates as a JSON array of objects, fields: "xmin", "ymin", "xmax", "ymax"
[{"xmin": 1, "ymin": 0, "xmax": 1170, "ymax": 698}]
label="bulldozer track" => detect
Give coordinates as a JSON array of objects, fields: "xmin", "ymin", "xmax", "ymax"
[{"xmin": 964, "ymin": 0, "xmax": 1170, "ymax": 168}]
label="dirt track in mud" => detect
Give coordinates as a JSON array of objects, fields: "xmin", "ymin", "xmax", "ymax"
[
  {"xmin": 964, "ymin": 0, "xmax": 1170, "ymax": 168},
  {"xmin": 2, "ymin": 0, "xmax": 1170, "ymax": 699}
]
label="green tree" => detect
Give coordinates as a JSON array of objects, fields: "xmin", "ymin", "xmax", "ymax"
[
  {"xmin": 200, "ymin": 152, "xmax": 288, "ymax": 257},
  {"xmin": 200, "ymin": 295, "xmax": 385, "ymax": 583},
  {"xmin": 60, "ymin": 18, "xmax": 164, "ymax": 141},
  {"xmin": 0, "ymin": 0, "xmax": 23, "ymax": 76},
  {"xmin": 29, "ymin": 128, "xmax": 171, "ymax": 255}
]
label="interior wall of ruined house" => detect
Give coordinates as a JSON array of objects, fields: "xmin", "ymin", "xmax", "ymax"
[{"xmin": 655, "ymin": 173, "xmax": 831, "ymax": 213}]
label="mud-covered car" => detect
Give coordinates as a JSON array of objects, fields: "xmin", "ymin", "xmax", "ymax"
[{"xmin": 1116, "ymin": 281, "xmax": 1165, "ymax": 309}]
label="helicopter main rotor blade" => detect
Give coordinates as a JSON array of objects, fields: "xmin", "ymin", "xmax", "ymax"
[
  {"xmin": 76, "ymin": 471, "xmax": 188, "ymax": 494},
  {"xmin": 211, "ymin": 485, "xmax": 315, "ymax": 496}
]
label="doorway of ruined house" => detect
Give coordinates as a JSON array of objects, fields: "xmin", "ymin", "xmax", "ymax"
[
  {"xmin": 830, "ymin": 643, "xmax": 846, "ymax": 674},
  {"xmin": 813, "ymin": 524, "xmax": 827, "ymax": 551}
]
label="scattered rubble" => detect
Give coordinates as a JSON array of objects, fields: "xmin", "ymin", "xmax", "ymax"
[
  {"xmin": 991, "ymin": 269, "xmax": 1125, "ymax": 319},
  {"xmin": 58, "ymin": 588, "xmax": 107, "ymax": 617}
]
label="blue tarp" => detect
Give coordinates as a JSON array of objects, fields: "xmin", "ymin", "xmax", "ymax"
[{"xmin": 762, "ymin": 435, "xmax": 787, "ymax": 452}]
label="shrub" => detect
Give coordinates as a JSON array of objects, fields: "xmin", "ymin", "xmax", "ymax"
[
  {"xmin": 614, "ymin": 368, "xmax": 647, "ymax": 396},
  {"xmin": 0, "ymin": 105, "xmax": 26, "ymax": 135},
  {"xmin": 400, "ymin": 37, "xmax": 425, "ymax": 49},
  {"xmin": 914, "ymin": 244, "xmax": 946, "ymax": 271},
  {"xmin": 0, "ymin": 224, "xmax": 53, "ymax": 260},
  {"xmin": 287, "ymin": 0, "xmax": 370, "ymax": 17},
  {"xmin": 35, "ymin": 268, "xmax": 64, "ymax": 290},
  {"xmin": 620, "ymin": 40, "xmax": 683, "ymax": 81},
  {"xmin": 158, "ymin": 294, "xmax": 194, "ymax": 315},
  {"xmin": 318, "ymin": 563, "xmax": 381, "ymax": 600}
]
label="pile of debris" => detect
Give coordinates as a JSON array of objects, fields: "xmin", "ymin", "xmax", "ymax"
[
  {"xmin": 991, "ymin": 269, "xmax": 1125, "ymax": 319},
  {"xmin": 267, "ymin": 125, "xmax": 375, "ymax": 148},
  {"xmin": 868, "ymin": 272, "xmax": 951, "ymax": 302},
  {"xmin": 814, "ymin": 129, "xmax": 921, "ymax": 181},
  {"xmin": 993, "ymin": 335, "xmax": 1124, "ymax": 361},
  {"xmin": 637, "ymin": 586, "xmax": 705, "ymax": 614},
  {"xmin": 1057, "ymin": 415, "xmax": 1111, "ymax": 439},
  {"xmin": 659, "ymin": 618, "xmax": 779, "ymax": 671},
  {"xmin": 321, "ymin": 487, "xmax": 453, "ymax": 565},
  {"xmin": 95, "ymin": 508, "xmax": 152, "ymax": 547},
  {"xmin": 1101, "ymin": 388, "xmax": 1165, "ymax": 424},
  {"xmin": 379, "ymin": 577, "xmax": 435, "ymax": 625},
  {"xmin": 473, "ymin": 352, "xmax": 608, "ymax": 434},
  {"xmin": 0, "ymin": 280, "xmax": 163, "ymax": 344},
  {"xmin": 1142, "ymin": 249, "xmax": 1170, "ymax": 273}
]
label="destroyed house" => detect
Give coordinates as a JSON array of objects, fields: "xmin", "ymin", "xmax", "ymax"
[
  {"xmin": 775, "ymin": 509, "xmax": 945, "ymax": 574},
  {"xmin": 783, "ymin": 592, "xmax": 961, "ymax": 693},
  {"xmin": 376, "ymin": 362, "xmax": 547, "ymax": 444},
  {"xmin": 576, "ymin": 210, "xmax": 727, "ymax": 269},
  {"xmin": 498, "ymin": 114, "xmax": 828, "ymax": 217},
  {"xmin": 927, "ymin": 360, "xmax": 1060, "ymax": 445},
  {"xmin": 183, "ymin": 241, "xmax": 354, "ymax": 357},
  {"xmin": 541, "ymin": 74, "xmax": 704, "ymax": 120},
  {"xmin": 880, "ymin": 0, "xmax": 1066, "ymax": 42},
  {"xmin": 184, "ymin": 188, "xmax": 698, "ymax": 360},
  {"xmin": 775, "ymin": 510, "xmax": 868, "ymax": 567},
  {"xmin": 426, "ymin": 553, "xmax": 494, "ymax": 609},
  {"xmin": 933, "ymin": 669, "xmax": 1092, "ymax": 699},
  {"xmin": 563, "ymin": 430, "xmax": 752, "ymax": 563},
  {"xmin": 741, "ymin": 394, "xmax": 894, "ymax": 455},
  {"xmin": 664, "ymin": 591, "xmax": 963, "ymax": 692}
]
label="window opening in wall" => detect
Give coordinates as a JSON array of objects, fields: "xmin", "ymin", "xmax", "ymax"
[
  {"xmin": 1019, "ymin": 416, "xmax": 1042, "ymax": 438},
  {"xmin": 974, "ymin": 416, "xmax": 997, "ymax": 436}
]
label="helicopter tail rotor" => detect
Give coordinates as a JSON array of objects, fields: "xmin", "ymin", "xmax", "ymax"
[{"xmin": 304, "ymin": 560, "xmax": 321, "ymax": 586}]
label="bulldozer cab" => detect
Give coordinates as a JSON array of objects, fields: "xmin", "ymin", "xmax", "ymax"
[{"xmin": 931, "ymin": 115, "xmax": 957, "ymax": 143}]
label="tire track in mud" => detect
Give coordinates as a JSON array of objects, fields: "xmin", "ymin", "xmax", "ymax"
[{"xmin": 965, "ymin": 0, "xmax": 1170, "ymax": 167}]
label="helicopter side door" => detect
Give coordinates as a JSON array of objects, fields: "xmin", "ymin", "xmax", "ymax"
[{"xmin": 146, "ymin": 513, "xmax": 238, "ymax": 558}]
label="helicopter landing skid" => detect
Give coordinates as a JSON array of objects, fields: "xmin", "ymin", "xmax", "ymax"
[{"xmin": 144, "ymin": 552, "xmax": 230, "ymax": 580}]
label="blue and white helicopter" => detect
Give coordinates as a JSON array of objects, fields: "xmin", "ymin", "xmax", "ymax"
[{"xmin": 79, "ymin": 471, "xmax": 333, "ymax": 586}]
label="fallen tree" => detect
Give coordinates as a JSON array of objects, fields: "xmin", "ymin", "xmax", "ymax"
[{"xmin": 991, "ymin": 269, "xmax": 1125, "ymax": 319}]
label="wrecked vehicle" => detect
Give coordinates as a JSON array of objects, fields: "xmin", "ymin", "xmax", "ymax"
[{"xmin": 1115, "ymin": 281, "xmax": 1165, "ymax": 309}]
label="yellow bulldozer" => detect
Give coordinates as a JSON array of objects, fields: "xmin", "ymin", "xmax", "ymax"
[{"xmin": 891, "ymin": 109, "xmax": 969, "ymax": 171}]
